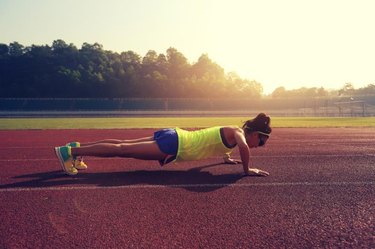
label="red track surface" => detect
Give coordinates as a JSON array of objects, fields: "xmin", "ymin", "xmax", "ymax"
[{"xmin": 0, "ymin": 128, "xmax": 374, "ymax": 248}]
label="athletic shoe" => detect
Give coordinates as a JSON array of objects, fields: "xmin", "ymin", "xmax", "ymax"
[
  {"xmin": 73, "ymin": 157, "xmax": 88, "ymax": 170},
  {"xmin": 54, "ymin": 146, "xmax": 77, "ymax": 175},
  {"xmin": 66, "ymin": 142, "xmax": 88, "ymax": 170}
]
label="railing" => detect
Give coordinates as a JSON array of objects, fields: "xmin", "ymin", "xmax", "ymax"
[{"xmin": 1, "ymin": 97, "xmax": 375, "ymax": 117}]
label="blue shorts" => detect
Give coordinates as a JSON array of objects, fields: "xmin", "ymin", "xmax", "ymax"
[{"xmin": 153, "ymin": 129, "xmax": 178, "ymax": 155}]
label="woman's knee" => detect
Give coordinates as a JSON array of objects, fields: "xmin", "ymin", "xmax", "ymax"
[
  {"xmin": 118, "ymin": 142, "xmax": 165, "ymax": 159},
  {"xmin": 118, "ymin": 143, "xmax": 133, "ymax": 156},
  {"xmin": 118, "ymin": 143, "xmax": 148, "ymax": 157}
]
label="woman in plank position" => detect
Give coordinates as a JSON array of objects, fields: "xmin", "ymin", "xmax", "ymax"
[{"xmin": 55, "ymin": 113, "xmax": 272, "ymax": 176}]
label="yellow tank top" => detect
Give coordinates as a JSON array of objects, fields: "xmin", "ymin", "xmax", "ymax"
[{"xmin": 175, "ymin": 126, "xmax": 234, "ymax": 161}]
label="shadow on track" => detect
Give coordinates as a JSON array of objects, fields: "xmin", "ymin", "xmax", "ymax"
[{"xmin": 0, "ymin": 163, "xmax": 249, "ymax": 192}]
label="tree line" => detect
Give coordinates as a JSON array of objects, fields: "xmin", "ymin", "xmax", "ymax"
[
  {"xmin": 271, "ymin": 83, "xmax": 375, "ymax": 99},
  {"xmin": 0, "ymin": 40, "xmax": 263, "ymax": 98},
  {"xmin": 0, "ymin": 40, "xmax": 374, "ymax": 99}
]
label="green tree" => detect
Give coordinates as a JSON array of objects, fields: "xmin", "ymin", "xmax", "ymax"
[
  {"xmin": 317, "ymin": 87, "xmax": 328, "ymax": 97},
  {"xmin": 52, "ymin": 39, "xmax": 78, "ymax": 58},
  {"xmin": 191, "ymin": 54, "xmax": 227, "ymax": 97},
  {"xmin": 339, "ymin": 82, "xmax": 355, "ymax": 96},
  {"xmin": 271, "ymin": 86, "xmax": 287, "ymax": 98},
  {"xmin": 140, "ymin": 50, "xmax": 169, "ymax": 97},
  {"xmin": 189, "ymin": 54, "xmax": 227, "ymax": 97},
  {"xmin": 165, "ymin": 47, "xmax": 191, "ymax": 97},
  {"xmin": 8, "ymin": 42, "xmax": 24, "ymax": 56},
  {"xmin": 357, "ymin": 84, "xmax": 375, "ymax": 95},
  {"xmin": 0, "ymin": 44, "xmax": 9, "ymax": 57},
  {"xmin": 0, "ymin": 40, "xmax": 272, "ymax": 98},
  {"xmin": 226, "ymin": 72, "xmax": 262, "ymax": 98}
]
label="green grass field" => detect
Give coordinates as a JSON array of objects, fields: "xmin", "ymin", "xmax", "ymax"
[{"xmin": 0, "ymin": 117, "xmax": 374, "ymax": 129}]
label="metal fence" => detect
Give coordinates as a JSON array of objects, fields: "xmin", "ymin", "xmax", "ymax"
[{"xmin": 1, "ymin": 96, "xmax": 375, "ymax": 117}]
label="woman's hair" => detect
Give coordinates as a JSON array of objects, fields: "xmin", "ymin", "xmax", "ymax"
[{"xmin": 242, "ymin": 113, "xmax": 272, "ymax": 136}]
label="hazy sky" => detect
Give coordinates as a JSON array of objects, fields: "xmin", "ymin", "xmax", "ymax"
[{"xmin": 1, "ymin": 0, "xmax": 374, "ymax": 94}]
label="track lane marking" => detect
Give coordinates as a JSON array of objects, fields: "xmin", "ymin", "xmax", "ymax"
[
  {"xmin": 0, "ymin": 154, "xmax": 372, "ymax": 162},
  {"xmin": 1, "ymin": 181, "xmax": 374, "ymax": 192}
]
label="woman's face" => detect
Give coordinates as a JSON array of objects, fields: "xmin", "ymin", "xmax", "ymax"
[{"xmin": 246, "ymin": 132, "xmax": 269, "ymax": 148}]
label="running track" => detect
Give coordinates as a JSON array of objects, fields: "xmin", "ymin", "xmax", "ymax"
[{"xmin": 0, "ymin": 128, "xmax": 374, "ymax": 248}]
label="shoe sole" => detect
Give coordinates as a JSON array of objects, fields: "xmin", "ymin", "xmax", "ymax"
[
  {"xmin": 74, "ymin": 163, "xmax": 88, "ymax": 170},
  {"xmin": 74, "ymin": 157, "xmax": 88, "ymax": 170},
  {"xmin": 54, "ymin": 147, "xmax": 77, "ymax": 176}
]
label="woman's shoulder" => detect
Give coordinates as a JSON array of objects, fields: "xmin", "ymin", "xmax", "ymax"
[
  {"xmin": 222, "ymin": 125, "xmax": 242, "ymax": 132},
  {"xmin": 221, "ymin": 126, "xmax": 244, "ymax": 137},
  {"xmin": 221, "ymin": 126, "xmax": 241, "ymax": 147}
]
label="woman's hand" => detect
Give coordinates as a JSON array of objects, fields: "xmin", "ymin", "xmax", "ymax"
[
  {"xmin": 244, "ymin": 168, "xmax": 269, "ymax": 177},
  {"xmin": 223, "ymin": 157, "xmax": 242, "ymax": 164}
]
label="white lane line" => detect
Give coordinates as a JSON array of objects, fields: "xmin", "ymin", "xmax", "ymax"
[
  {"xmin": 0, "ymin": 154, "xmax": 371, "ymax": 162},
  {"xmin": 0, "ymin": 147, "xmax": 55, "ymax": 149},
  {"xmin": 1, "ymin": 181, "xmax": 374, "ymax": 192}
]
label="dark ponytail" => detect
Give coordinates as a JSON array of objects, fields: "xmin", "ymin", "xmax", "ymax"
[{"xmin": 242, "ymin": 113, "xmax": 272, "ymax": 136}]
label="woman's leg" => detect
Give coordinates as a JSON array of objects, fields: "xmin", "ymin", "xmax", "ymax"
[
  {"xmin": 71, "ymin": 141, "xmax": 166, "ymax": 160},
  {"xmin": 80, "ymin": 137, "xmax": 154, "ymax": 146}
]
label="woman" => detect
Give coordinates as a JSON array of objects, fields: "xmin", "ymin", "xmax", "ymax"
[{"xmin": 55, "ymin": 113, "xmax": 272, "ymax": 177}]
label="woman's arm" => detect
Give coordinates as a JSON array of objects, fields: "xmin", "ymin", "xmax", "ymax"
[
  {"xmin": 233, "ymin": 128, "xmax": 269, "ymax": 177},
  {"xmin": 223, "ymin": 153, "xmax": 242, "ymax": 164},
  {"xmin": 233, "ymin": 128, "xmax": 251, "ymax": 174}
]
